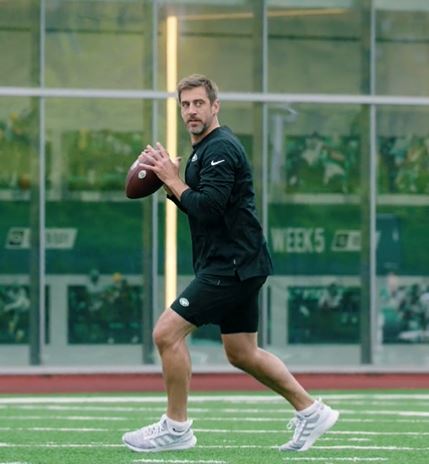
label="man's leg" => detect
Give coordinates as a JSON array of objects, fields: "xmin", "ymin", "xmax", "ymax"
[
  {"xmin": 222, "ymin": 332, "xmax": 339, "ymax": 452},
  {"xmin": 222, "ymin": 332, "xmax": 313, "ymax": 410},
  {"xmin": 153, "ymin": 308, "xmax": 196, "ymax": 421},
  {"xmin": 122, "ymin": 308, "xmax": 197, "ymax": 452}
]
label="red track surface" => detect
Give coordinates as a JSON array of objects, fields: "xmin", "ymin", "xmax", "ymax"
[{"xmin": 0, "ymin": 372, "xmax": 428, "ymax": 393}]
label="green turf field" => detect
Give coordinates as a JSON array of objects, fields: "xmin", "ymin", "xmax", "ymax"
[{"xmin": 0, "ymin": 391, "xmax": 428, "ymax": 464}]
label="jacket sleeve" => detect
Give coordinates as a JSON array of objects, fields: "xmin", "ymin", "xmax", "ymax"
[
  {"xmin": 179, "ymin": 141, "xmax": 236, "ymax": 223},
  {"xmin": 167, "ymin": 193, "xmax": 187, "ymax": 213}
]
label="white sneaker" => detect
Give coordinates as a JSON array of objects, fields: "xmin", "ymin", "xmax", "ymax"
[
  {"xmin": 280, "ymin": 399, "xmax": 339, "ymax": 452},
  {"xmin": 122, "ymin": 414, "xmax": 197, "ymax": 452}
]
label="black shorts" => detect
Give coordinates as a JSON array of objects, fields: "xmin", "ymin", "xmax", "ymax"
[{"xmin": 170, "ymin": 274, "xmax": 267, "ymax": 334}]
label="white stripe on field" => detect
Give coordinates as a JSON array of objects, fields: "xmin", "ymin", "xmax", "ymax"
[
  {"xmin": 3, "ymin": 414, "xmax": 429, "ymax": 424},
  {"xmin": 313, "ymin": 445, "xmax": 429, "ymax": 451},
  {"xmin": 133, "ymin": 460, "xmax": 226, "ymax": 464},
  {"xmin": 0, "ymin": 427, "xmax": 110, "ymax": 432},
  {"xmin": 0, "ymin": 443, "xmax": 428, "ymax": 452},
  {"xmin": 0, "ymin": 462, "xmax": 30, "ymax": 464},
  {"xmin": 4, "ymin": 415, "xmax": 127, "ymax": 421},
  {"xmin": 6, "ymin": 403, "xmax": 429, "ymax": 413},
  {"xmin": 342, "ymin": 418, "xmax": 429, "ymax": 423},
  {"xmin": 0, "ymin": 393, "xmax": 429, "ymax": 405},
  {"xmin": 283, "ymin": 459, "xmax": 387, "ymax": 462},
  {"xmin": 338, "ymin": 409, "xmax": 429, "ymax": 417},
  {"xmin": 0, "ymin": 426, "xmax": 427, "ymax": 438},
  {"xmin": 196, "ymin": 429, "xmax": 429, "ymax": 436}
]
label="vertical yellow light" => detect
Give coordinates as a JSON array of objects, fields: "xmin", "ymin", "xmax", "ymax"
[{"xmin": 165, "ymin": 15, "xmax": 178, "ymax": 306}]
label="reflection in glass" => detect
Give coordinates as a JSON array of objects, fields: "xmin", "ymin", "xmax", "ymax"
[
  {"xmin": 161, "ymin": 2, "xmax": 255, "ymax": 92},
  {"xmin": 268, "ymin": 104, "xmax": 361, "ymax": 198},
  {"xmin": 377, "ymin": 106, "xmax": 429, "ymax": 358},
  {"xmin": 267, "ymin": 4, "xmax": 361, "ymax": 94},
  {"xmin": 68, "ymin": 273, "xmax": 142, "ymax": 344},
  {"xmin": 45, "ymin": 0, "xmax": 146, "ymax": 89},
  {"xmin": 288, "ymin": 284, "xmax": 360, "ymax": 344},
  {"xmin": 378, "ymin": 106, "xmax": 429, "ymax": 194},
  {"xmin": 0, "ymin": 99, "xmax": 35, "ymax": 194},
  {"xmin": 46, "ymin": 98, "xmax": 144, "ymax": 197},
  {"xmin": 376, "ymin": 5, "xmax": 429, "ymax": 96},
  {"xmin": 0, "ymin": 0, "xmax": 39, "ymax": 87},
  {"xmin": 0, "ymin": 285, "xmax": 49, "ymax": 344}
]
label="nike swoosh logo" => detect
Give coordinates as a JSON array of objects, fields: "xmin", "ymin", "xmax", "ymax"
[{"xmin": 211, "ymin": 159, "xmax": 225, "ymax": 166}]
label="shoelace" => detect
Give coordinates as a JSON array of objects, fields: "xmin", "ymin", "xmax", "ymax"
[
  {"xmin": 140, "ymin": 418, "xmax": 167, "ymax": 438},
  {"xmin": 287, "ymin": 414, "xmax": 308, "ymax": 441}
]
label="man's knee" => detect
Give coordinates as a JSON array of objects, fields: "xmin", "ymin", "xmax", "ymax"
[
  {"xmin": 153, "ymin": 319, "xmax": 173, "ymax": 351},
  {"xmin": 225, "ymin": 346, "xmax": 254, "ymax": 370},
  {"xmin": 153, "ymin": 308, "xmax": 194, "ymax": 352}
]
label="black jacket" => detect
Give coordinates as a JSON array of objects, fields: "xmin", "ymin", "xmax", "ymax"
[{"xmin": 169, "ymin": 126, "xmax": 272, "ymax": 280}]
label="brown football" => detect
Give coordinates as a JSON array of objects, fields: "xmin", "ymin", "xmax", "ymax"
[{"xmin": 125, "ymin": 153, "xmax": 163, "ymax": 199}]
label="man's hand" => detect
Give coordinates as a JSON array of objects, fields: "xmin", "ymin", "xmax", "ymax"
[
  {"xmin": 138, "ymin": 143, "xmax": 179, "ymax": 184},
  {"xmin": 139, "ymin": 142, "xmax": 189, "ymax": 200}
]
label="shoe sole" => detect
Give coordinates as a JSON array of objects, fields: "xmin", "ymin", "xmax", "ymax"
[{"xmin": 123, "ymin": 435, "xmax": 197, "ymax": 453}]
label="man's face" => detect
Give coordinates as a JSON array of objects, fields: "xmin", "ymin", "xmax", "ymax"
[{"xmin": 179, "ymin": 86, "xmax": 219, "ymax": 139}]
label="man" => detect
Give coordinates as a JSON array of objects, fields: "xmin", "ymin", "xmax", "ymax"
[{"xmin": 122, "ymin": 74, "xmax": 339, "ymax": 453}]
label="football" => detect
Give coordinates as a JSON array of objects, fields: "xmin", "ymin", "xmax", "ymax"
[{"xmin": 125, "ymin": 153, "xmax": 163, "ymax": 199}]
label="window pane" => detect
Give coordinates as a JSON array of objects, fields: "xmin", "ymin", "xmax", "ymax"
[
  {"xmin": 0, "ymin": 0, "xmax": 39, "ymax": 87},
  {"xmin": 376, "ymin": 4, "xmax": 429, "ymax": 96},
  {"xmin": 159, "ymin": 2, "xmax": 256, "ymax": 92},
  {"xmin": 0, "ymin": 97, "xmax": 38, "ymax": 363},
  {"xmin": 377, "ymin": 106, "xmax": 429, "ymax": 365},
  {"xmin": 268, "ymin": 103, "xmax": 361, "ymax": 198},
  {"xmin": 267, "ymin": 103, "xmax": 364, "ymax": 366},
  {"xmin": 45, "ymin": 0, "xmax": 147, "ymax": 89},
  {"xmin": 268, "ymin": 3, "xmax": 363, "ymax": 94},
  {"xmin": 43, "ymin": 97, "xmax": 153, "ymax": 365}
]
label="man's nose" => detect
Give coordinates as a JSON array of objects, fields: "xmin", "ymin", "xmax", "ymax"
[{"xmin": 187, "ymin": 103, "xmax": 198, "ymax": 113}]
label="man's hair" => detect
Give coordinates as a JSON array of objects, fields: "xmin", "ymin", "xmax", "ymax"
[{"xmin": 177, "ymin": 74, "xmax": 219, "ymax": 104}]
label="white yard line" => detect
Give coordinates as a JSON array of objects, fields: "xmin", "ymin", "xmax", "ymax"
[
  {"xmin": 313, "ymin": 445, "xmax": 429, "ymax": 451},
  {"xmin": 0, "ymin": 462, "xmax": 30, "ymax": 464},
  {"xmin": 283, "ymin": 459, "xmax": 387, "ymax": 462},
  {"xmin": 341, "ymin": 418, "xmax": 429, "ymax": 423},
  {"xmin": 3, "ymin": 414, "xmax": 429, "ymax": 424},
  {"xmin": 1, "ymin": 393, "xmax": 429, "ymax": 405},
  {"xmin": 0, "ymin": 443, "xmax": 428, "ymax": 452},
  {"xmin": 3, "ymin": 415, "xmax": 128, "ymax": 421},
  {"xmin": 5, "ymin": 402, "xmax": 429, "ymax": 412},
  {"xmin": 0, "ymin": 427, "xmax": 110, "ymax": 432},
  {"xmin": 282, "ymin": 459, "xmax": 387, "ymax": 462},
  {"xmin": 133, "ymin": 460, "xmax": 226, "ymax": 464},
  {"xmin": 0, "ymin": 426, "xmax": 428, "ymax": 437}
]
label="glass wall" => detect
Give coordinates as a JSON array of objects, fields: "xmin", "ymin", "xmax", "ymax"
[
  {"xmin": 0, "ymin": 97, "xmax": 35, "ymax": 364},
  {"xmin": 1, "ymin": 0, "xmax": 429, "ymax": 369}
]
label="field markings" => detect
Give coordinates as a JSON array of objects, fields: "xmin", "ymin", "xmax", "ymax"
[
  {"xmin": 0, "ymin": 462, "xmax": 30, "ymax": 464},
  {"xmin": 0, "ymin": 443, "xmax": 429, "ymax": 452},
  {"xmin": 282, "ymin": 459, "xmax": 388, "ymax": 462},
  {"xmin": 1, "ymin": 393, "xmax": 429, "ymax": 405},
  {"xmin": 283, "ymin": 459, "xmax": 387, "ymax": 462},
  {"xmin": 133, "ymin": 460, "xmax": 226, "ymax": 464},
  {"xmin": 0, "ymin": 426, "xmax": 428, "ymax": 438},
  {"xmin": 1, "ymin": 415, "xmax": 128, "ymax": 421},
  {"xmin": 3, "ymin": 415, "xmax": 429, "ymax": 427}
]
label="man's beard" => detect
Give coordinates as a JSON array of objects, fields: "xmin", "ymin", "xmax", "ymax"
[{"xmin": 188, "ymin": 120, "xmax": 208, "ymax": 136}]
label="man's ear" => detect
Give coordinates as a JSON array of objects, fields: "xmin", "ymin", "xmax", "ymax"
[{"xmin": 212, "ymin": 99, "xmax": 220, "ymax": 115}]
